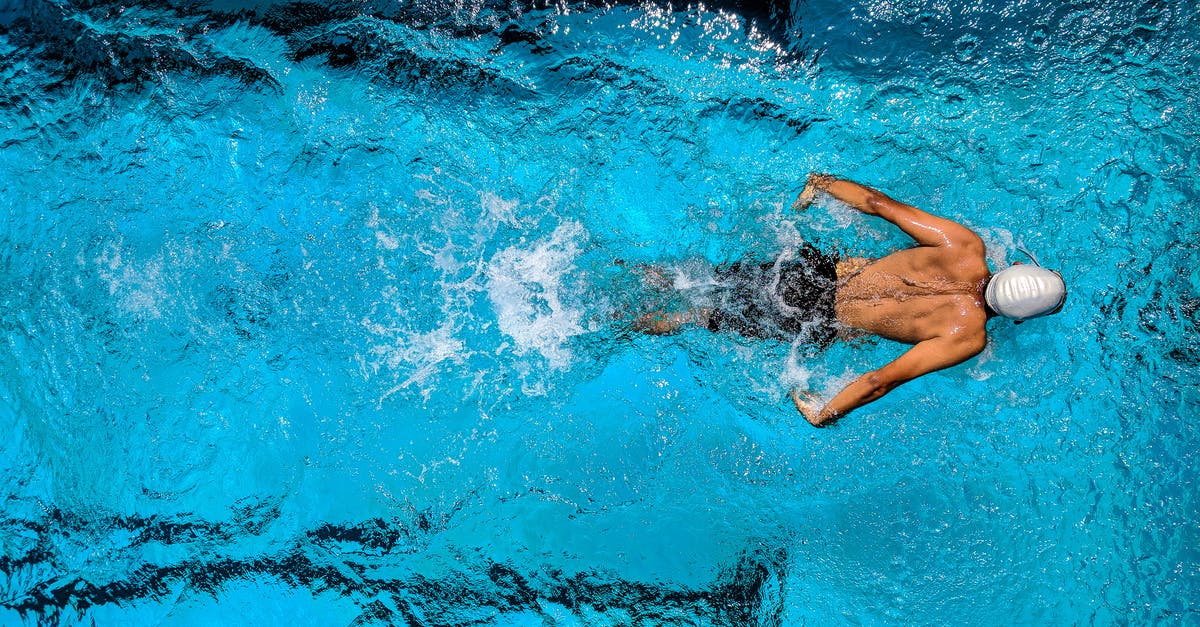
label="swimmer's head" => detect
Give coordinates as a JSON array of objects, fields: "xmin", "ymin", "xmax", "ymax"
[{"xmin": 984, "ymin": 264, "xmax": 1067, "ymax": 320}]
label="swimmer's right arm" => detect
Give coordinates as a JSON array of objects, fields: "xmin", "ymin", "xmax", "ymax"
[{"xmin": 795, "ymin": 330, "xmax": 986, "ymax": 427}]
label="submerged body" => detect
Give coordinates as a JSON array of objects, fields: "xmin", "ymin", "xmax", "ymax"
[{"xmin": 703, "ymin": 244, "xmax": 840, "ymax": 347}]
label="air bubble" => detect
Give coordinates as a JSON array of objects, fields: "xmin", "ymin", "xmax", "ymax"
[
  {"xmin": 1127, "ymin": 88, "xmax": 1171, "ymax": 130},
  {"xmin": 1027, "ymin": 24, "xmax": 1049, "ymax": 50},
  {"xmin": 954, "ymin": 34, "xmax": 980, "ymax": 64}
]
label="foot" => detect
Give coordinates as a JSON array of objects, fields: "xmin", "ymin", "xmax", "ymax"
[
  {"xmin": 634, "ymin": 310, "xmax": 685, "ymax": 334},
  {"xmin": 633, "ymin": 264, "xmax": 673, "ymax": 290}
]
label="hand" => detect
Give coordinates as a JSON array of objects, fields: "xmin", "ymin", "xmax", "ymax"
[
  {"xmin": 791, "ymin": 186, "xmax": 818, "ymax": 212},
  {"xmin": 790, "ymin": 389, "xmax": 826, "ymax": 427},
  {"xmin": 791, "ymin": 173, "xmax": 834, "ymax": 212}
]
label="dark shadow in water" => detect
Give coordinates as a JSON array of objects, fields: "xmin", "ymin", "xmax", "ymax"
[
  {"xmin": 2, "ymin": 0, "xmax": 282, "ymax": 89},
  {"xmin": 2, "ymin": 508, "xmax": 789, "ymax": 626},
  {"xmin": 2, "ymin": 0, "xmax": 799, "ymax": 91}
]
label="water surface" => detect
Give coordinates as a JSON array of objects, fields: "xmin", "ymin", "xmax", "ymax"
[{"xmin": 1, "ymin": 0, "xmax": 1197, "ymax": 624}]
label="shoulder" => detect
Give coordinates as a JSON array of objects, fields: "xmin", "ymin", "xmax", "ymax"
[
  {"xmin": 933, "ymin": 297, "xmax": 988, "ymax": 354},
  {"xmin": 946, "ymin": 223, "xmax": 986, "ymax": 253},
  {"xmin": 948, "ymin": 324, "xmax": 988, "ymax": 356},
  {"xmin": 941, "ymin": 226, "xmax": 989, "ymax": 279}
]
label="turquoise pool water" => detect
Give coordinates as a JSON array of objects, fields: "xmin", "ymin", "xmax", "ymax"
[{"xmin": 1, "ymin": 0, "xmax": 1197, "ymax": 624}]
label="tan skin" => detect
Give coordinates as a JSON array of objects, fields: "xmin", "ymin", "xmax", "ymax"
[
  {"xmin": 636, "ymin": 174, "xmax": 991, "ymax": 427},
  {"xmin": 789, "ymin": 174, "xmax": 990, "ymax": 427}
]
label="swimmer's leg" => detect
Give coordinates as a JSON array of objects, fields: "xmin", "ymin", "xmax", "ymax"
[
  {"xmin": 633, "ymin": 263, "xmax": 673, "ymax": 290},
  {"xmin": 633, "ymin": 308, "xmax": 712, "ymax": 335}
]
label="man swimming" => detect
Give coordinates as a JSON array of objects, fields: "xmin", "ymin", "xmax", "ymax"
[{"xmin": 637, "ymin": 174, "xmax": 1067, "ymax": 427}]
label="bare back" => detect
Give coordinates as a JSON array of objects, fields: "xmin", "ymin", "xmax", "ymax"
[{"xmin": 836, "ymin": 246, "xmax": 990, "ymax": 344}]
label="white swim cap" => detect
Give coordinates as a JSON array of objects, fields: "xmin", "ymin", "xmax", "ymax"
[{"xmin": 984, "ymin": 265, "xmax": 1066, "ymax": 320}]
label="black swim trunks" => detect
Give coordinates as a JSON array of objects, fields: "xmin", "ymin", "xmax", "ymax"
[{"xmin": 705, "ymin": 244, "xmax": 840, "ymax": 346}]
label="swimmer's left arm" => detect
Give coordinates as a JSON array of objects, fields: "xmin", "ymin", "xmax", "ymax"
[
  {"xmin": 792, "ymin": 332, "xmax": 986, "ymax": 427},
  {"xmin": 794, "ymin": 173, "xmax": 983, "ymax": 252}
]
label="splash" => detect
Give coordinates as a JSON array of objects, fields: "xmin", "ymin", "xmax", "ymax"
[
  {"xmin": 486, "ymin": 221, "xmax": 588, "ymax": 370},
  {"xmin": 976, "ymin": 226, "xmax": 1016, "ymax": 269},
  {"xmin": 781, "ymin": 344, "xmax": 817, "ymax": 391},
  {"xmin": 667, "ymin": 258, "xmax": 719, "ymax": 291},
  {"xmin": 364, "ymin": 320, "xmax": 466, "ymax": 403},
  {"xmin": 92, "ymin": 239, "xmax": 168, "ymax": 321},
  {"xmin": 480, "ymin": 191, "xmax": 521, "ymax": 226}
]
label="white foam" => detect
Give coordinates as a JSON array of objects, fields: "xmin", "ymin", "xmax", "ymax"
[
  {"xmin": 367, "ymin": 322, "xmax": 466, "ymax": 403},
  {"xmin": 781, "ymin": 344, "xmax": 860, "ymax": 406},
  {"xmin": 977, "ymin": 226, "xmax": 1015, "ymax": 269},
  {"xmin": 366, "ymin": 205, "xmax": 401, "ymax": 251},
  {"xmin": 480, "ymin": 191, "xmax": 520, "ymax": 226},
  {"xmin": 428, "ymin": 240, "xmax": 463, "ymax": 274},
  {"xmin": 781, "ymin": 340, "xmax": 818, "ymax": 391},
  {"xmin": 773, "ymin": 215, "xmax": 805, "ymax": 250},
  {"xmin": 795, "ymin": 195, "xmax": 862, "ymax": 232},
  {"xmin": 820, "ymin": 367, "xmax": 861, "ymax": 400},
  {"xmin": 361, "ymin": 197, "xmax": 474, "ymax": 402},
  {"xmin": 965, "ymin": 341, "xmax": 996, "ymax": 381},
  {"xmin": 486, "ymin": 222, "xmax": 588, "ymax": 370},
  {"xmin": 93, "ymin": 240, "xmax": 167, "ymax": 320},
  {"xmin": 668, "ymin": 259, "xmax": 718, "ymax": 291}
]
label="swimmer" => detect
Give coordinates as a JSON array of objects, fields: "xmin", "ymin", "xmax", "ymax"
[{"xmin": 636, "ymin": 174, "xmax": 1067, "ymax": 427}]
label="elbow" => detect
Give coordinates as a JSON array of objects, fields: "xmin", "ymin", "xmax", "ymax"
[
  {"xmin": 961, "ymin": 233, "xmax": 986, "ymax": 256},
  {"xmin": 862, "ymin": 372, "xmax": 899, "ymax": 401},
  {"xmin": 863, "ymin": 195, "xmax": 888, "ymax": 216},
  {"xmin": 952, "ymin": 331, "xmax": 988, "ymax": 358}
]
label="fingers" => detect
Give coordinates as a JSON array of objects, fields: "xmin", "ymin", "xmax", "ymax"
[
  {"xmin": 807, "ymin": 172, "xmax": 835, "ymax": 189},
  {"xmin": 791, "ymin": 189, "xmax": 816, "ymax": 212},
  {"xmin": 791, "ymin": 388, "xmax": 819, "ymax": 404},
  {"xmin": 790, "ymin": 388, "xmax": 816, "ymax": 411},
  {"xmin": 793, "ymin": 173, "xmax": 833, "ymax": 211},
  {"xmin": 790, "ymin": 388, "xmax": 827, "ymax": 427}
]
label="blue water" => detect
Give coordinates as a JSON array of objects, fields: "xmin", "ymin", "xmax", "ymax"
[{"xmin": 1, "ymin": 0, "xmax": 1197, "ymax": 624}]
